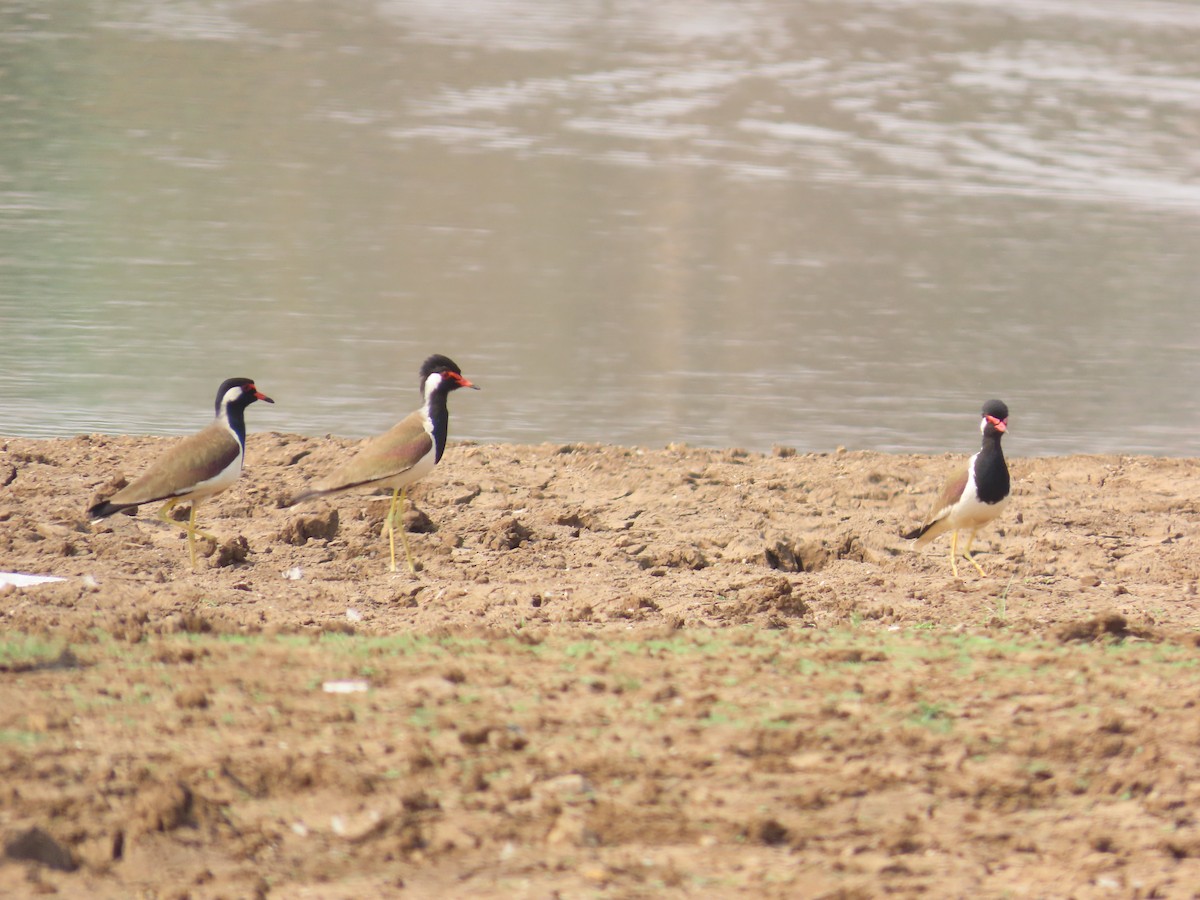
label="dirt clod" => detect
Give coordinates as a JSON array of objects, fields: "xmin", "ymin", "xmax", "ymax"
[
  {"xmin": 485, "ymin": 516, "xmax": 531, "ymax": 550},
  {"xmin": 4, "ymin": 827, "xmax": 78, "ymax": 872},
  {"xmin": 1057, "ymin": 612, "xmax": 1139, "ymax": 643},
  {"xmin": 214, "ymin": 535, "xmax": 250, "ymax": 567},
  {"xmin": 279, "ymin": 509, "xmax": 339, "ymax": 545}
]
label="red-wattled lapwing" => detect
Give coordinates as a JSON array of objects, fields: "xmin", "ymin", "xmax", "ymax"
[
  {"xmin": 88, "ymin": 378, "xmax": 274, "ymax": 570},
  {"xmin": 904, "ymin": 399, "xmax": 1011, "ymax": 577},
  {"xmin": 290, "ymin": 354, "xmax": 478, "ymax": 574}
]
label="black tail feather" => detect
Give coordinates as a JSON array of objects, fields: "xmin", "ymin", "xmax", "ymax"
[
  {"xmin": 88, "ymin": 500, "xmax": 134, "ymax": 520},
  {"xmin": 286, "ymin": 488, "xmax": 336, "ymax": 508}
]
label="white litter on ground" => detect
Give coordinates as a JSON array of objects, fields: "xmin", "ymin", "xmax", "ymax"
[
  {"xmin": 321, "ymin": 680, "xmax": 369, "ymax": 694},
  {"xmin": 0, "ymin": 572, "xmax": 66, "ymax": 588}
]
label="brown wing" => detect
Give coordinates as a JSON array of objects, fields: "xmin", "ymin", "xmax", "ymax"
[
  {"xmin": 303, "ymin": 410, "xmax": 433, "ymax": 497},
  {"xmin": 102, "ymin": 423, "xmax": 241, "ymax": 508},
  {"xmin": 903, "ymin": 464, "xmax": 968, "ymax": 542}
]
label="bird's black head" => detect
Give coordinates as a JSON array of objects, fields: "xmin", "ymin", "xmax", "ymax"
[
  {"xmin": 215, "ymin": 377, "xmax": 274, "ymax": 415},
  {"xmin": 980, "ymin": 399, "xmax": 1009, "ymax": 435},
  {"xmin": 418, "ymin": 354, "xmax": 479, "ymax": 396}
]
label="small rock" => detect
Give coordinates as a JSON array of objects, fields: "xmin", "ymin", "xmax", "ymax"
[
  {"xmin": 1057, "ymin": 612, "xmax": 1133, "ymax": 643},
  {"xmin": 763, "ymin": 540, "xmax": 801, "ymax": 572},
  {"xmin": 733, "ymin": 576, "xmax": 810, "ymax": 619},
  {"xmin": 637, "ymin": 544, "xmax": 708, "ymax": 570},
  {"xmin": 280, "ymin": 509, "xmax": 339, "ymax": 546},
  {"xmin": 330, "ymin": 809, "xmax": 385, "ymax": 842},
  {"xmin": 5, "ymin": 827, "xmax": 78, "ymax": 872},
  {"xmin": 140, "ymin": 782, "xmax": 194, "ymax": 834},
  {"xmin": 485, "ymin": 517, "xmax": 531, "ymax": 551},
  {"xmin": 404, "ymin": 507, "xmax": 436, "ymax": 534},
  {"xmin": 173, "ymin": 687, "xmax": 210, "ymax": 710},
  {"xmin": 749, "ymin": 818, "xmax": 790, "ymax": 846},
  {"xmin": 554, "ymin": 509, "xmax": 598, "ymax": 530},
  {"xmin": 214, "ymin": 535, "xmax": 250, "ymax": 567}
]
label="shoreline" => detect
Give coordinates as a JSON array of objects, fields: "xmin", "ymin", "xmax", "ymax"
[{"xmin": 2, "ymin": 432, "xmax": 1196, "ymax": 637}]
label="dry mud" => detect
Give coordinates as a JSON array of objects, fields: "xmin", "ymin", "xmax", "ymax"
[{"xmin": 1, "ymin": 433, "xmax": 1199, "ymax": 898}]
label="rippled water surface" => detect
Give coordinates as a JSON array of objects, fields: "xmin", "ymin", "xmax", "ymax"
[{"xmin": 1, "ymin": 0, "xmax": 1198, "ymax": 455}]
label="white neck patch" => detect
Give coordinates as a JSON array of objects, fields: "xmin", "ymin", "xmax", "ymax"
[
  {"xmin": 420, "ymin": 372, "xmax": 444, "ymax": 435},
  {"xmin": 422, "ymin": 372, "xmax": 445, "ymax": 398},
  {"xmin": 217, "ymin": 385, "xmax": 245, "ymax": 418},
  {"xmin": 216, "ymin": 385, "xmax": 246, "ymax": 439}
]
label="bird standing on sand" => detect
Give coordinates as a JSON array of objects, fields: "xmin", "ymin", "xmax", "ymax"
[
  {"xmin": 904, "ymin": 399, "xmax": 1011, "ymax": 577},
  {"xmin": 88, "ymin": 378, "xmax": 274, "ymax": 570},
  {"xmin": 289, "ymin": 354, "xmax": 478, "ymax": 574}
]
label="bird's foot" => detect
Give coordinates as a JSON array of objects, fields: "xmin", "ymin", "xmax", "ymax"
[{"xmin": 965, "ymin": 554, "xmax": 987, "ymax": 577}]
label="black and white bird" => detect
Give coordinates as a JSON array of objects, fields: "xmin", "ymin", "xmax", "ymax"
[
  {"xmin": 88, "ymin": 377, "xmax": 274, "ymax": 569},
  {"xmin": 904, "ymin": 399, "xmax": 1011, "ymax": 577},
  {"xmin": 289, "ymin": 354, "xmax": 478, "ymax": 574}
]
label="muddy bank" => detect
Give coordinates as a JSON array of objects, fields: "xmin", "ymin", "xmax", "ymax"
[{"xmin": 1, "ymin": 435, "xmax": 1198, "ymax": 897}]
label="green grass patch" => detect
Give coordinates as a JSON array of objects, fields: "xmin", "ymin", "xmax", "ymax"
[
  {"xmin": 909, "ymin": 700, "xmax": 956, "ymax": 733},
  {"xmin": 0, "ymin": 729, "xmax": 44, "ymax": 747},
  {"xmin": 0, "ymin": 634, "xmax": 67, "ymax": 671}
]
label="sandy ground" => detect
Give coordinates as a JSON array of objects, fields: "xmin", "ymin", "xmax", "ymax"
[{"xmin": 1, "ymin": 432, "xmax": 1199, "ymax": 897}]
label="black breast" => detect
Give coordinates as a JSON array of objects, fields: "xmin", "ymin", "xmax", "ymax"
[{"xmin": 973, "ymin": 440, "xmax": 1010, "ymax": 505}]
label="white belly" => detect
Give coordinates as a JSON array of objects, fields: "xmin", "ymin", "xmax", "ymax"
[{"xmin": 947, "ymin": 459, "xmax": 1008, "ymax": 531}]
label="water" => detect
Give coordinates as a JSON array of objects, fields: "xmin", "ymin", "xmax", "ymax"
[{"xmin": 1, "ymin": 0, "xmax": 1198, "ymax": 456}]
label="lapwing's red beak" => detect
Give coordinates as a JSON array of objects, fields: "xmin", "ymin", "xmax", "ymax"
[
  {"xmin": 453, "ymin": 373, "xmax": 480, "ymax": 390},
  {"xmin": 986, "ymin": 415, "xmax": 1006, "ymax": 432},
  {"xmin": 254, "ymin": 387, "xmax": 274, "ymax": 403}
]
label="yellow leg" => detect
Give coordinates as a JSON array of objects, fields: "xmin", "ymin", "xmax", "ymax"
[
  {"xmin": 156, "ymin": 499, "xmax": 214, "ymax": 539},
  {"xmin": 385, "ymin": 488, "xmax": 399, "ymax": 572},
  {"xmin": 186, "ymin": 504, "xmax": 199, "ymax": 570},
  {"xmin": 383, "ymin": 487, "xmax": 417, "ymax": 574},
  {"xmin": 157, "ymin": 499, "xmax": 180, "ymax": 528},
  {"xmin": 400, "ymin": 487, "xmax": 417, "ymax": 574},
  {"xmin": 156, "ymin": 499, "xmax": 211, "ymax": 570},
  {"xmin": 949, "ymin": 530, "xmax": 960, "ymax": 578},
  {"xmin": 398, "ymin": 489, "xmax": 417, "ymax": 573},
  {"xmin": 962, "ymin": 529, "xmax": 987, "ymax": 576}
]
